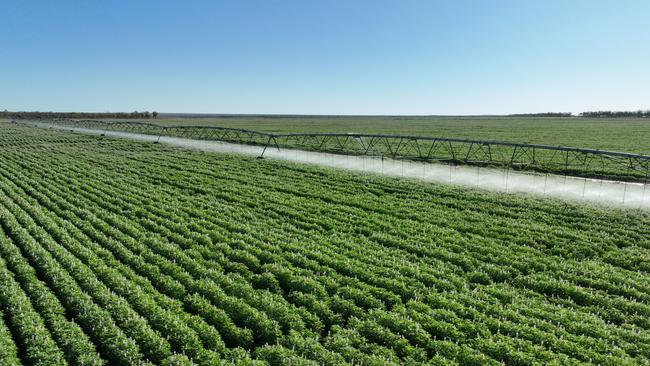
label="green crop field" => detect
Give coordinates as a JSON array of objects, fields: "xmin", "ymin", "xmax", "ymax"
[
  {"xmin": 1, "ymin": 122, "xmax": 650, "ymax": 365},
  {"xmin": 149, "ymin": 116, "xmax": 650, "ymax": 155}
]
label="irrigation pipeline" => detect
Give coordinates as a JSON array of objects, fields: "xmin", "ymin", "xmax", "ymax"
[
  {"xmin": 15, "ymin": 118, "xmax": 650, "ymax": 184},
  {"xmin": 16, "ymin": 120, "xmax": 650, "ymax": 209}
]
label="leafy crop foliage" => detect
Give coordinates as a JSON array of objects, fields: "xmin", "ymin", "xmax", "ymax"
[{"xmin": 0, "ymin": 122, "xmax": 649, "ymax": 365}]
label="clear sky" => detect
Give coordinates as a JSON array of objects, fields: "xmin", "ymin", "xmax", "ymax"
[{"xmin": 1, "ymin": 0, "xmax": 649, "ymax": 115}]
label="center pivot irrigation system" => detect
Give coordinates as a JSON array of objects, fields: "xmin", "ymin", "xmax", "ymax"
[{"xmin": 22, "ymin": 118, "xmax": 650, "ymax": 184}]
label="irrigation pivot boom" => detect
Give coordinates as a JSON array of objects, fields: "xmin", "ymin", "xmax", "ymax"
[{"xmin": 29, "ymin": 118, "xmax": 650, "ymax": 183}]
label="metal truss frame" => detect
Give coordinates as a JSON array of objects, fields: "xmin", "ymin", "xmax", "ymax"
[{"xmin": 41, "ymin": 119, "xmax": 650, "ymax": 183}]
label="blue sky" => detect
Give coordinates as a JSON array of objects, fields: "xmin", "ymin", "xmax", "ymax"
[{"xmin": 1, "ymin": 0, "xmax": 649, "ymax": 115}]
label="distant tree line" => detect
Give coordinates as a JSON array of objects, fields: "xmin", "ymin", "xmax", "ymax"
[
  {"xmin": 0, "ymin": 110, "xmax": 159, "ymax": 120},
  {"xmin": 579, "ymin": 110, "xmax": 650, "ymax": 118},
  {"xmin": 510, "ymin": 111, "xmax": 650, "ymax": 118},
  {"xmin": 509, "ymin": 112, "xmax": 573, "ymax": 117},
  {"xmin": 3, "ymin": 109, "xmax": 649, "ymax": 120}
]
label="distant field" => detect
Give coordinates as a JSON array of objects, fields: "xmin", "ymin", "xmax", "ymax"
[
  {"xmin": 5, "ymin": 116, "xmax": 650, "ymax": 154},
  {"xmin": 144, "ymin": 116, "xmax": 650, "ymax": 155}
]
